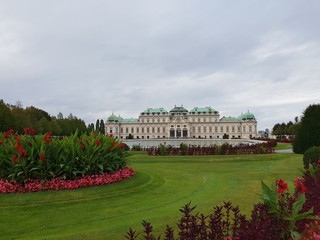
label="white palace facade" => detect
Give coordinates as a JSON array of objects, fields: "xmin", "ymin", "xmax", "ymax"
[{"xmin": 105, "ymin": 106, "xmax": 257, "ymax": 140}]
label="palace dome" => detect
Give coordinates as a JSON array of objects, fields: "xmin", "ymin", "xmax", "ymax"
[
  {"xmin": 107, "ymin": 114, "xmax": 121, "ymax": 122},
  {"xmin": 170, "ymin": 105, "xmax": 188, "ymax": 115}
]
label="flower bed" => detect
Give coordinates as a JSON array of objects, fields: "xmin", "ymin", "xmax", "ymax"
[
  {"xmin": 0, "ymin": 129, "xmax": 128, "ymax": 183},
  {"xmin": 147, "ymin": 141, "xmax": 277, "ymax": 156},
  {"xmin": 0, "ymin": 166, "xmax": 135, "ymax": 193}
]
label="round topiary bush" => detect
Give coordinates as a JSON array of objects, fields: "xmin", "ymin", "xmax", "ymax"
[{"xmin": 303, "ymin": 146, "xmax": 320, "ymax": 169}]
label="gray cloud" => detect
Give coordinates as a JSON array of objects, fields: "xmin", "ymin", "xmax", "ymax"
[{"xmin": 1, "ymin": 0, "xmax": 320, "ymax": 130}]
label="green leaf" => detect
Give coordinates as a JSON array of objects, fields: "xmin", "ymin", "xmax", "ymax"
[
  {"xmin": 98, "ymin": 164, "xmax": 104, "ymax": 171},
  {"xmin": 292, "ymin": 194, "xmax": 306, "ymax": 216}
]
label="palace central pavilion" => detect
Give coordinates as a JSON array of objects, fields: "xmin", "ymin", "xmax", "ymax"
[{"xmin": 105, "ymin": 105, "xmax": 257, "ymax": 139}]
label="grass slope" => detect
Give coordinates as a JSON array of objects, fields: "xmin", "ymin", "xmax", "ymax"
[{"xmin": 0, "ymin": 152, "xmax": 303, "ymax": 240}]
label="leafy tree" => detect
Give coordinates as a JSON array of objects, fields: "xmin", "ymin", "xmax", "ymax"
[
  {"xmin": 0, "ymin": 100, "xmax": 15, "ymax": 131},
  {"xmin": 293, "ymin": 104, "xmax": 320, "ymax": 154}
]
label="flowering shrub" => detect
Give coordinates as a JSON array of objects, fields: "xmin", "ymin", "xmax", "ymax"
[
  {"xmin": 0, "ymin": 129, "xmax": 128, "ymax": 184},
  {"xmin": 0, "ymin": 167, "xmax": 135, "ymax": 193}
]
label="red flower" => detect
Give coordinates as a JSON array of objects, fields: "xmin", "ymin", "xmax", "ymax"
[
  {"xmin": 12, "ymin": 155, "xmax": 18, "ymax": 164},
  {"xmin": 29, "ymin": 129, "xmax": 35, "ymax": 135},
  {"xmin": 24, "ymin": 128, "xmax": 30, "ymax": 134},
  {"xmin": 14, "ymin": 136, "xmax": 21, "ymax": 142},
  {"xmin": 39, "ymin": 153, "xmax": 46, "ymax": 161},
  {"xmin": 294, "ymin": 177, "xmax": 306, "ymax": 193},
  {"xmin": 44, "ymin": 132, "xmax": 52, "ymax": 145},
  {"xmin": 80, "ymin": 145, "xmax": 85, "ymax": 149},
  {"xmin": 106, "ymin": 133, "xmax": 113, "ymax": 138},
  {"xmin": 7, "ymin": 129, "xmax": 14, "ymax": 135},
  {"xmin": 3, "ymin": 129, "xmax": 14, "ymax": 139},
  {"xmin": 0, "ymin": 140, "xmax": 3, "ymax": 145},
  {"xmin": 95, "ymin": 140, "xmax": 101, "ymax": 146},
  {"xmin": 119, "ymin": 143, "xmax": 125, "ymax": 148},
  {"xmin": 276, "ymin": 179, "xmax": 288, "ymax": 194}
]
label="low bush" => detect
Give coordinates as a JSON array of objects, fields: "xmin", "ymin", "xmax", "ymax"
[
  {"xmin": 303, "ymin": 146, "xmax": 320, "ymax": 169},
  {"xmin": 0, "ymin": 129, "xmax": 128, "ymax": 183}
]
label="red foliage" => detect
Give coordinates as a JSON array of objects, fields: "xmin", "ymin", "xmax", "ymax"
[{"xmin": 0, "ymin": 167, "xmax": 135, "ymax": 193}]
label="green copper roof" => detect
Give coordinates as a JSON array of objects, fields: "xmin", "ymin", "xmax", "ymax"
[
  {"xmin": 107, "ymin": 114, "xmax": 139, "ymax": 123},
  {"xmin": 238, "ymin": 111, "xmax": 256, "ymax": 120},
  {"xmin": 220, "ymin": 116, "xmax": 241, "ymax": 122},
  {"xmin": 107, "ymin": 114, "xmax": 122, "ymax": 122},
  {"xmin": 189, "ymin": 107, "xmax": 218, "ymax": 114},
  {"xmin": 141, "ymin": 107, "xmax": 168, "ymax": 115},
  {"xmin": 121, "ymin": 118, "xmax": 139, "ymax": 123}
]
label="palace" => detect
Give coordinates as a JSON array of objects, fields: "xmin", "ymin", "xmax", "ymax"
[{"xmin": 105, "ymin": 105, "xmax": 257, "ymax": 139}]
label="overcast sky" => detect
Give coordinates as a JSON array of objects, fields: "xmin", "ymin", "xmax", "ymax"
[{"xmin": 1, "ymin": 1, "xmax": 319, "ymax": 131}]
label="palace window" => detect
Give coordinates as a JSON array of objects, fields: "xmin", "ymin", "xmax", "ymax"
[
  {"xmin": 232, "ymin": 126, "xmax": 235, "ymax": 132},
  {"xmin": 142, "ymin": 127, "xmax": 144, "ymax": 133},
  {"xmin": 209, "ymin": 126, "xmax": 212, "ymax": 132},
  {"xmin": 136, "ymin": 127, "xmax": 139, "ymax": 133},
  {"xmin": 203, "ymin": 126, "xmax": 207, "ymax": 132},
  {"xmin": 131, "ymin": 127, "xmax": 134, "ymax": 133},
  {"xmin": 152, "ymin": 127, "xmax": 155, "ymax": 133},
  {"xmin": 147, "ymin": 127, "xmax": 150, "ymax": 133},
  {"xmin": 220, "ymin": 126, "xmax": 223, "ymax": 132},
  {"xmin": 249, "ymin": 126, "xmax": 252, "ymax": 132},
  {"xmin": 215, "ymin": 126, "xmax": 218, "ymax": 132},
  {"xmin": 126, "ymin": 128, "xmax": 129, "ymax": 134},
  {"xmin": 226, "ymin": 126, "xmax": 229, "ymax": 133},
  {"xmin": 198, "ymin": 126, "xmax": 201, "ymax": 132}
]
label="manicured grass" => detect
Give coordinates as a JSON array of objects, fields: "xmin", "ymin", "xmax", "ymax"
[
  {"xmin": 0, "ymin": 152, "xmax": 303, "ymax": 239},
  {"xmin": 275, "ymin": 142, "xmax": 293, "ymax": 150}
]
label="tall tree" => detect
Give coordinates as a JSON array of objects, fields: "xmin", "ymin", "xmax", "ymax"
[
  {"xmin": 293, "ymin": 104, "xmax": 320, "ymax": 154},
  {"xmin": 95, "ymin": 119, "xmax": 100, "ymax": 132},
  {"xmin": 99, "ymin": 119, "xmax": 105, "ymax": 134}
]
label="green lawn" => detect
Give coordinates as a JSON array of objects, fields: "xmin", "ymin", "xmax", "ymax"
[
  {"xmin": 0, "ymin": 152, "xmax": 303, "ymax": 240},
  {"xmin": 275, "ymin": 142, "xmax": 293, "ymax": 150}
]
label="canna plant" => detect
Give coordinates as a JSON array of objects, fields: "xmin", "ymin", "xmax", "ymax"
[{"xmin": 0, "ymin": 129, "xmax": 128, "ymax": 184}]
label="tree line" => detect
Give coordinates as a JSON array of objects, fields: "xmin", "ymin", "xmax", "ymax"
[
  {"xmin": 0, "ymin": 99, "xmax": 105, "ymax": 135},
  {"xmin": 271, "ymin": 104, "xmax": 320, "ymax": 154},
  {"xmin": 272, "ymin": 116, "xmax": 300, "ymax": 138}
]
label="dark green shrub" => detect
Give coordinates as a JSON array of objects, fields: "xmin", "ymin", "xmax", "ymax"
[
  {"xmin": 303, "ymin": 146, "xmax": 320, "ymax": 169},
  {"xmin": 293, "ymin": 104, "xmax": 320, "ymax": 154},
  {"xmin": 131, "ymin": 145, "xmax": 142, "ymax": 151}
]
